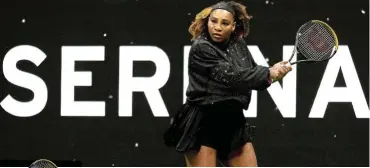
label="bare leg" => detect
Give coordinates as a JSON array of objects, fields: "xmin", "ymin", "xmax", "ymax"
[
  {"xmin": 227, "ymin": 142, "xmax": 258, "ymax": 167},
  {"xmin": 184, "ymin": 145, "xmax": 217, "ymax": 167}
]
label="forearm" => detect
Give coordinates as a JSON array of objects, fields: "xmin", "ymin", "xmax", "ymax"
[{"xmin": 210, "ymin": 64, "xmax": 271, "ymax": 91}]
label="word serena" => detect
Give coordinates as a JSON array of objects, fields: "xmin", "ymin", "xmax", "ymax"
[{"xmin": 1, "ymin": 45, "xmax": 369, "ymax": 118}]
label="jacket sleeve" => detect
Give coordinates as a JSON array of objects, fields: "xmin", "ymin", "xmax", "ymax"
[{"xmin": 190, "ymin": 42, "xmax": 271, "ymax": 91}]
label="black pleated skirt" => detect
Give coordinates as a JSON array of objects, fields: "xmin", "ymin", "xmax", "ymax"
[{"xmin": 163, "ymin": 99, "xmax": 255, "ymax": 160}]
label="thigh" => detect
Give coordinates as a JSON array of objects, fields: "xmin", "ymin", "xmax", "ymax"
[
  {"xmin": 227, "ymin": 142, "xmax": 258, "ymax": 167},
  {"xmin": 184, "ymin": 145, "xmax": 217, "ymax": 167}
]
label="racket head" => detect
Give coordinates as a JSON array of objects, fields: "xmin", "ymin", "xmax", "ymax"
[
  {"xmin": 29, "ymin": 159, "xmax": 58, "ymax": 168},
  {"xmin": 292, "ymin": 20, "xmax": 339, "ymax": 64}
]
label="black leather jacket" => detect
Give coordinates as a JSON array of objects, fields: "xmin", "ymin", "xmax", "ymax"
[{"xmin": 185, "ymin": 35, "xmax": 271, "ymax": 110}]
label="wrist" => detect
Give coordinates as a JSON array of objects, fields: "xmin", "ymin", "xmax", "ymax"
[
  {"xmin": 268, "ymin": 77, "xmax": 273, "ymax": 84},
  {"xmin": 267, "ymin": 68, "xmax": 274, "ymax": 84}
]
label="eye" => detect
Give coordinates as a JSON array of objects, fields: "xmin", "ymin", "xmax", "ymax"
[{"xmin": 222, "ymin": 21, "xmax": 231, "ymax": 26}]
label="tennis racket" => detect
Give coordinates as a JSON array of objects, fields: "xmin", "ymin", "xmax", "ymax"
[
  {"xmin": 287, "ymin": 20, "xmax": 339, "ymax": 65},
  {"xmin": 29, "ymin": 159, "xmax": 57, "ymax": 168}
]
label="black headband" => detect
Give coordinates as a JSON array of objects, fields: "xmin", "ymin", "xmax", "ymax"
[{"xmin": 211, "ymin": 1, "xmax": 236, "ymax": 17}]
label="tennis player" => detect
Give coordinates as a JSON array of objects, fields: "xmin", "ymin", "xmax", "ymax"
[{"xmin": 164, "ymin": 1, "xmax": 292, "ymax": 166}]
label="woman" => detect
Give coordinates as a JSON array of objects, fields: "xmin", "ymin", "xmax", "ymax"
[{"xmin": 164, "ymin": 1, "xmax": 292, "ymax": 166}]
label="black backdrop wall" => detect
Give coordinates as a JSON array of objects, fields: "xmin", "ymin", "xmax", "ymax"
[{"xmin": 0, "ymin": 0, "xmax": 368, "ymax": 167}]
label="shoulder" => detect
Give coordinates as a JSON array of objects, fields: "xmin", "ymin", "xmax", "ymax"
[
  {"xmin": 233, "ymin": 37, "xmax": 248, "ymax": 47},
  {"xmin": 188, "ymin": 37, "xmax": 220, "ymax": 60},
  {"xmin": 233, "ymin": 38, "xmax": 252, "ymax": 54},
  {"xmin": 191, "ymin": 37, "xmax": 215, "ymax": 51}
]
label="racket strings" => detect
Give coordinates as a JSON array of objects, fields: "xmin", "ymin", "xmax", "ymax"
[
  {"xmin": 298, "ymin": 24, "xmax": 334, "ymax": 60},
  {"xmin": 296, "ymin": 22, "xmax": 336, "ymax": 61},
  {"xmin": 29, "ymin": 160, "xmax": 57, "ymax": 168}
]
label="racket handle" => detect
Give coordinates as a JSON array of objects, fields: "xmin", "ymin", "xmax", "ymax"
[
  {"xmin": 282, "ymin": 61, "xmax": 292, "ymax": 66},
  {"xmin": 288, "ymin": 48, "xmax": 296, "ymax": 62},
  {"xmin": 289, "ymin": 61, "xmax": 297, "ymax": 65},
  {"xmin": 288, "ymin": 56, "xmax": 294, "ymax": 63},
  {"xmin": 283, "ymin": 61, "xmax": 293, "ymax": 71}
]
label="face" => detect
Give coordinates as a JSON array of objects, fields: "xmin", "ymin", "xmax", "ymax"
[{"xmin": 207, "ymin": 9, "xmax": 235, "ymax": 43}]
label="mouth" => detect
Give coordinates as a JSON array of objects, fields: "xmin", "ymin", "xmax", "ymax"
[{"xmin": 212, "ymin": 33, "xmax": 222, "ymax": 38}]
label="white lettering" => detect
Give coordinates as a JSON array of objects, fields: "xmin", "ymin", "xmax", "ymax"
[
  {"xmin": 309, "ymin": 46, "xmax": 370, "ymax": 118},
  {"xmin": 1, "ymin": 45, "xmax": 48, "ymax": 117},
  {"xmin": 61, "ymin": 46, "xmax": 105, "ymax": 116},
  {"xmin": 119, "ymin": 46, "xmax": 170, "ymax": 117},
  {"xmin": 247, "ymin": 46, "xmax": 297, "ymax": 118}
]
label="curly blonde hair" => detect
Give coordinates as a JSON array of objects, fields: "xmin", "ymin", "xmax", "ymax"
[{"xmin": 188, "ymin": 1, "xmax": 252, "ymax": 41}]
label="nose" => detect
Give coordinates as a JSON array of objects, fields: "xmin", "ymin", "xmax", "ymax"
[{"xmin": 214, "ymin": 23, "xmax": 222, "ymax": 32}]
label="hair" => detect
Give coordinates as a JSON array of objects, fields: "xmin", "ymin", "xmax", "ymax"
[{"xmin": 188, "ymin": 0, "xmax": 252, "ymax": 41}]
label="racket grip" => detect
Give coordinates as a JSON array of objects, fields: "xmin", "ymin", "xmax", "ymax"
[
  {"xmin": 281, "ymin": 61, "xmax": 292, "ymax": 66},
  {"xmin": 283, "ymin": 62, "xmax": 293, "ymax": 71}
]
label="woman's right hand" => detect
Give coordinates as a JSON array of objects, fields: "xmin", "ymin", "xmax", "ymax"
[{"xmin": 269, "ymin": 61, "xmax": 292, "ymax": 82}]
